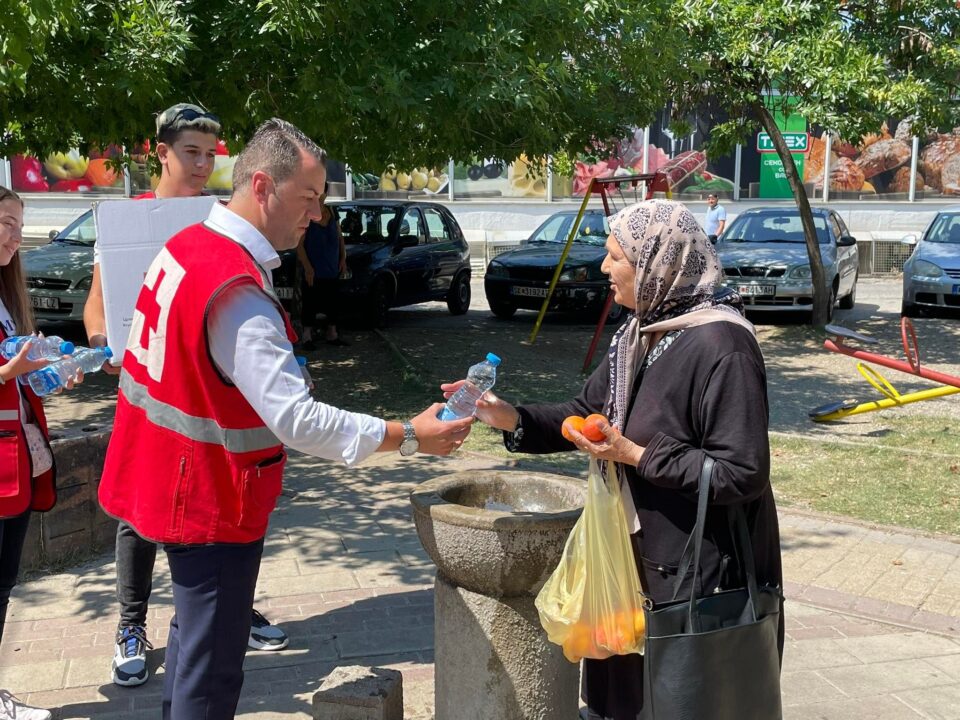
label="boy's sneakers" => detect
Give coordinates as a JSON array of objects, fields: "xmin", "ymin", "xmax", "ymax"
[
  {"xmin": 112, "ymin": 625, "xmax": 152, "ymax": 687},
  {"xmin": 248, "ymin": 608, "xmax": 289, "ymax": 651},
  {"xmin": 0, "ymin": 689, "xmax": 52, "ymax": 720}
]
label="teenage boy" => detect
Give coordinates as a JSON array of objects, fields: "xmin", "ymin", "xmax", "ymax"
[{"xmin": 84, "ymin": 103, "xmax": 289, "ymax": 689}]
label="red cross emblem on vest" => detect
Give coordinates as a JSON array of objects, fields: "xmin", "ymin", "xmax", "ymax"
[{"xmin": 127, "ymin": 247, "xmax": 186, "ymax": 382}]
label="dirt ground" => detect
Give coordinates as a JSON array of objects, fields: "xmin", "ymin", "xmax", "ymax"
[{"xmin": 38, "ymin": 276, "xmax": 960, "ymax": 444}]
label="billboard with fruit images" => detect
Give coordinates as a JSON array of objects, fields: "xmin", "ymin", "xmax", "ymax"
[
  {"xmin": 352, "ymin": 166, "xmax": 450, "ymax": 196},
  {"xmin": 11, "ymin": 149, "xmax": 125, "ymax": 194}
]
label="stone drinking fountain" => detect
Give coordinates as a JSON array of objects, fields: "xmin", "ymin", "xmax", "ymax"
[{"xmin": 410, "ymin": 470, "xmax": 586, "ymax": 720}]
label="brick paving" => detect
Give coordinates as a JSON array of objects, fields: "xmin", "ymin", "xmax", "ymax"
[{"xmin": 3, "ymin": 449, "xmax": 960, "ymax": 719}]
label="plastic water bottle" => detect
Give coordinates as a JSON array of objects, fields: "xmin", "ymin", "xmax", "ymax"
[
  {"xmin": 1, "ymin": 335, "xmax": 75, "ymax": 361},
  {"xmin": 296, "ymin": 355, "xmax": 314, "ymax": 390},
  {"xmin": 439, "ymin": 353, "xmax": 501, "ymax": 421},
  {"xmin": 27, "ymin": 346, "xmax": 113, "ymax": 397}
]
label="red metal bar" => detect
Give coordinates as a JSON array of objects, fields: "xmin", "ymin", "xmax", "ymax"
[{"xmin": 823, "ymin": 339, "xmax": 960, "ymax": 390}]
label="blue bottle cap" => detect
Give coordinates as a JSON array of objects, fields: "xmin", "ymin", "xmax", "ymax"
[
  {"xmin": 296, "ymin": 356, "xmax": 307, "ymax": 367},
  {"xmin": 485, "ymin": 352, "xmax": 501, "ymax": 366},
  {"xmin": 59, "ymin": 341, "xmax": 75, "ymax": 355},
  {"xmin": 103, "ymin": 346, "xmax": 114, "ymax": 359}
]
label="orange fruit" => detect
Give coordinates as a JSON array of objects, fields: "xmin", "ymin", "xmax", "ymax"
[
  {"xmin": 582, "ymin": 414, "xmax": 609, "ymax": 442},
  {"xmin": 561, "ymin": 416, "xmax": 585, "ymax": 442}
]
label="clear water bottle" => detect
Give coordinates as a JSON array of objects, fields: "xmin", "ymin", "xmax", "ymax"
[
  {"xmin": 1, "ymin": 334, "xmax": 75, "ymax": 361},
  {"xmin": 27, "ymin": 346, "xmax": 113, "ymax": 397},
  {"xmin": 439, "ymin": 352, "xmax": 501, "ymax": 421},
  {"xmin": 296, "ymin": 355, "xmax": 314, "ymax": 390}
]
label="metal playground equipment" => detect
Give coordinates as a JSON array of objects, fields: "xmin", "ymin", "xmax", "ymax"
[{"xmin": 809, "ymin": 318, "xmax": 960, "ymax": 422}]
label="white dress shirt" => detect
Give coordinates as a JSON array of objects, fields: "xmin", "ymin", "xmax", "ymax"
[{"xmin": 203, "ymin": 203, "xmax": 385, "ymax": 466}]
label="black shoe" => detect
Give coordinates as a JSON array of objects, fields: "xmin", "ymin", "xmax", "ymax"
[{"xmin": 326, "ymin": 337, "xmax": 350, "ymax": 347}]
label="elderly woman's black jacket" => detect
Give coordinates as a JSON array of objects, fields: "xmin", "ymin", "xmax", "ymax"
[{"xmin": 511, "ymin": 321, "xmax": 782, "ymax": 602}]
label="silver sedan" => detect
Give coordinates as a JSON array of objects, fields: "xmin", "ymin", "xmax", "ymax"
[{"xmin": 901, "ymin": 207, "xmax": 960, "ymax": 317}]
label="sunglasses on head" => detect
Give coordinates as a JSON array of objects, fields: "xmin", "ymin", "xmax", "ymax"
[{"xmin": 161, "ymin": 107, "xmax": 220, "ymax": 133}]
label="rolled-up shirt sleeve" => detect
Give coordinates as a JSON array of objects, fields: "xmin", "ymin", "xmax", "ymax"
[{"xmin": 207, "ymin": 282, "xmax": 385, "ymax": 466}]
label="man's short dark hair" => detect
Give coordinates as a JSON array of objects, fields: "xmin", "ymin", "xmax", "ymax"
[
  {"xmin": 232, "ymin": 119, "xmax": 327, "ymax": 194},
  {"xmin": 707, "ymin": 193, "xmax": 718, "ymax": 199},
  {"xmin": 155, "ymin": 103, "xmax": 221, "ymax": 145}
]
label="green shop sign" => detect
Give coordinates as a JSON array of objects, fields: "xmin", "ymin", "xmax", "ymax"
[
  {"xmin": 757, "ymin": 132, "xmax": 809, "ymax": 153},
  {"xmin": 758, "ymin": 98, "xmax": 807, "ymax": 199}
]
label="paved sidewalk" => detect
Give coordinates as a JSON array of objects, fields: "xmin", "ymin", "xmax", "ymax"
[{"xmin": 3, "ymin": 449, "xmax": 960, "ymax": 719}]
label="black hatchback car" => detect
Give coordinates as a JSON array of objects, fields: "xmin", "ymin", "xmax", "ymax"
[
  {"xmin": 483, "ymin": 210, "xmax": 623, "ymax": 323},
  {"xmin": 319, "ymin": 200, "xmax": 472, "ymax": 326}
]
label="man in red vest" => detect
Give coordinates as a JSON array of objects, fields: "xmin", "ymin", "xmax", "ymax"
[
  {"xmin": 84, "ymin": 103, "xmax": 290, "ymax": 689},
  {"xmin": 98, "ymin": 118, "xmax": 472, "ymax": 719}
]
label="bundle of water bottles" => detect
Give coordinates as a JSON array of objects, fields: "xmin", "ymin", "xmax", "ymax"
[{"xmin": 0, "ymin": 335, "xmax": 113, "ymax": 397}]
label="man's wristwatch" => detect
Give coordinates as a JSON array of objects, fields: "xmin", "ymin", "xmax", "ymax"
[{"xmin": 399, "ymin": 421, "xmax": 420, "ymax": 456}]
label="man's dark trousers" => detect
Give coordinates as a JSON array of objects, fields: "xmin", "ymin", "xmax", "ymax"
[{"xmin": 162, "ymin": 538, "xmax": 264, "ymax": 720}]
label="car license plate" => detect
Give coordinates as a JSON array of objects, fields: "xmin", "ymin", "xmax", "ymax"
[
  {"xmin": 275, "ymin": 287, "xmax": 293, "ymax": 300},
  {"xmin": 31, "ymin": 296, "xmax": 60, "ymax": 310},
  {"xmin": 511, "ymin": 286, "xmax": 549, "ymax": 298},
  {"xmin": 737, "ymin": 284, "xmax": 775, "ymax": 297},
  {"xmin": 953, "ymin": 285, "xmax": 960, "ymax": 295}
]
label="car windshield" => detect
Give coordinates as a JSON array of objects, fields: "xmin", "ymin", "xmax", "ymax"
[
  {"xmin": 721, "ymin": 213, "xmax": 830, "ymax": 245},
  {"xmin": 336, "ymin": 205, "xmax": 402, "ymax": 244},
  {"xmin": 925, "ymin": 213, "xmax": 960, "ymax": 244},
  {"xmin": 527, "ymin": 213, "xmax": 609, "ymax": 246},
  {"xmin": 53, "ymin": 211, "xmax": 96, "ymax": 246}
]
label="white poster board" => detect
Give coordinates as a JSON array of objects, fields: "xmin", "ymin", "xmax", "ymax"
[{"xmin": 96, "ymin": 196, "xmax": 218, "ymax": 363}]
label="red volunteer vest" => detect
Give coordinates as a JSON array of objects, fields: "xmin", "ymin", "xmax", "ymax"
[
  {"xmin": 98, "ymin": 223, "xmax": 296, "ymax": 544},
  {"xmin": 0, "ymin": 326, "xmax": 56, "ymax": 518}
]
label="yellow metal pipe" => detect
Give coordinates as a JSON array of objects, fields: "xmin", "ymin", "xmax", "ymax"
[{"xmin": 526, "ymin": 179, "xmax": 595, "ymax": 346}]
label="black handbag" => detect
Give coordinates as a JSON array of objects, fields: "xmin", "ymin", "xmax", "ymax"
[{"xmin": 639, "ymin": 457, "xmax": 783, "ymax": 720}]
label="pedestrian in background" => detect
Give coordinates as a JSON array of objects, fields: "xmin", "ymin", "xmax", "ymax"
[
  {"xmin": 704, "ymin": 192, "xmax": 727, "ymax": 243},
  {"xmin": 83, "ymin": 103, "xmax": 289, "ymax": 689},
  {"xmin": 0, "ymin": 185, "xmax": 74, "ymax": 720},
  {"xmin": 97, "ymin": 119, "xmax": 472, "ymax": 720},
  {"xmin": 297, "ymin": 183, "xmax": 348, "ymax": 348}
]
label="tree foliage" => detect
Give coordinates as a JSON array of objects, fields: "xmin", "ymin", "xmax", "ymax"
[
  {"xmin": 1, "ymin": 0, "xmax": 680, "ymax": 169},
  {"xmin": 666, "ymin": 0, "xmax": 960, "ymax": 325}
]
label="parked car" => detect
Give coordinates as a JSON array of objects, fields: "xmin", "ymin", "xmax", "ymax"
[
  {"xmin": 24, "ymin": 207, "xmax": 299, "ymax": 325},
  {"xmin": 483, "ymin": 210, "xmax": 624, "ymax": 323},
  {"xmin": 716, "ymin": 207, "xmax": 859, "ymax": 322},
  {"xmin": 901, "ymin": 207, "xmax": 960, "ymax": 317},
  {"xmin": 327, "ymin": 200, "xmax": 472, "ymax": 327},
  {"xmin": 23, "ymin": 210, "xmax": 96, "ymax": 322}
]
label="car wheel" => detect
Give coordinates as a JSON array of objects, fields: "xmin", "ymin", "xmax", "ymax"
[
  {"xmin": 838, "ymin": 273, "xmax": 857, "ymax": 309},
  {"xmin": 367, "ymin": 278, "xmax": 392, "ymax": 329},
  {"xmin": 826, "ymin": 284, "xmax": 836, "ymax": 323},
  {"xmin": 901, "ymin": 301, "xmax": 919, "ymax": 318},
  {"xmin": 490, "ymin": 300, "xmax": 518, "ymax": 319},
  {"xmin": 605, "ymin": 301, "xmax": 626, "ymax": 325},
  {"xmin": 446, "ymin": 272, "xmax": 471, "ymax": 315}
]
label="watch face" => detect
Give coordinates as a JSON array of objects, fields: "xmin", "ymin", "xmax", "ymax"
[{"xmin": 400, "ymin": 438, "xmax": 419, "ymax": 456}]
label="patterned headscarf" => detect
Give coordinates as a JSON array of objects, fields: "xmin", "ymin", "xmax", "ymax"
[{"xmin": 602, "ymin": 200, "xmax": 754, "ymax": 531}]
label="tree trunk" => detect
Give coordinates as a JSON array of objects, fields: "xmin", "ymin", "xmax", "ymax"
[{"xmin": 755, "ymin": 103, "xmax": 831, "ymax": 326}]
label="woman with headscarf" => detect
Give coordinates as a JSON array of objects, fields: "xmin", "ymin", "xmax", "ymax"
[{"xmin": 445, "ymin": 199, "xmax": 783, "ymax": 719}]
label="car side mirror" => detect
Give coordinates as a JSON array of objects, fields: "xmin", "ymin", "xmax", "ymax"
[
  {"xmin": 48, "ymin": 230, "xmax": 59, "ymax": 240},
  {"xmin": 901, "ymin": 234, "xmax": 918, "ymax": 246},
  {"xmin": 396, "ymin": 234, "xmax": 420, "ymax": 250},
  {"xmin": 838, "ymin": 235, "xmax": 857, "ymax": 247}
]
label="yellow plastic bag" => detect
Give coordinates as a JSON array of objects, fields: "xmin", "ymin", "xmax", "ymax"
[{"xmin": 535, "ymin": 457, "xmax": 645, "ymax": 663}]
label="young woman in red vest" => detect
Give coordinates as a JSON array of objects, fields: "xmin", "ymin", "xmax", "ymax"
[{"xmin": 0, "ymin": 185, "xmax": 59, "ymax": 720}]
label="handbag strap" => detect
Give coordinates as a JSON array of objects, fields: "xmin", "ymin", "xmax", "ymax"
[{"xmin": 672, "ymin": 456, "xmax": 762, "ymax": 631}]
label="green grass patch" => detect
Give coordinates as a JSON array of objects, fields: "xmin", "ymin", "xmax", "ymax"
[{"xmin": 771, "ymin": 415, "xmax": 960, "ymax": 535}]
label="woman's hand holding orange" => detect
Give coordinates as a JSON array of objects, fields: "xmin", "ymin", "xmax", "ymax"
[{"xmin": 562, "ymin": 413, "xmax": 646, "ymax": 467}]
